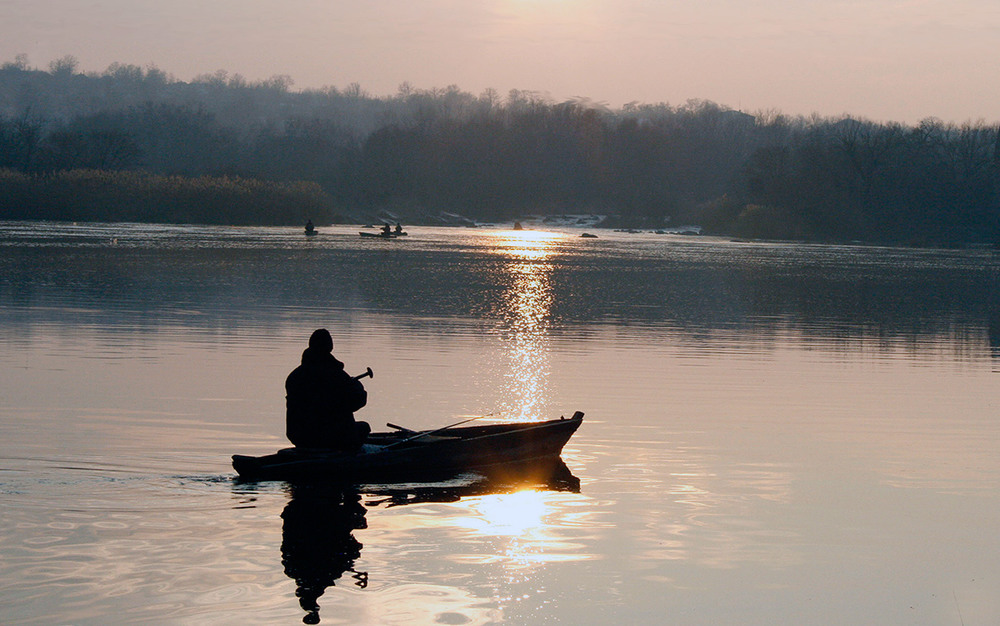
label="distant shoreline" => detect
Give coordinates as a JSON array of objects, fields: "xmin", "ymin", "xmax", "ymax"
[{"xmin": 3, "ymin": 60, "xmax": 999, "ymax": 248}]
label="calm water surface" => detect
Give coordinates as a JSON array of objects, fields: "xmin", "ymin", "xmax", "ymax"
[{"xmin": 1, "ymin": 221, "xmax": 999, "ymax": 625}]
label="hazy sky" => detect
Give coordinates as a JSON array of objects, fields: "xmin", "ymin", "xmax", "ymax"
[{"xmin": 2, "ymin": 0, "xmax": 998, "ymax": 123}]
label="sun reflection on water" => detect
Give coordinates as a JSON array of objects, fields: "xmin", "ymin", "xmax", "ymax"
[
  {"xmin": 486, "ymin": 228, "xmax": 566, "ymax": 261},
  {"xmin": 448, "ymin": 488, "xmax": 592, "ymax": 575},
  {"xmin": 485, "ymin": 230, "xmax": 566, "ymax": 421},
  {"xmin": 364, "ymin": 481, "xmax": 596, "ymax": 625},
  {"xmin": 455, "ymin": 489, "xmax": 548, "ymax": 537}
]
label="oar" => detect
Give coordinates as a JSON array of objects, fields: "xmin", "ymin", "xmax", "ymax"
[
  {"xmin": 381, "ymin": 413, "xmax": 496, "ymax": 450},
  {"xmin": 386, "ymin": 423, "xmax": 415, "ymax": 433},
  {"xmin": 353, "ymin": 367, "xmax": 373, "ymax": 381}
]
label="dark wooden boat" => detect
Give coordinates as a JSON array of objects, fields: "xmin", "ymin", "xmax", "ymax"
[
  {"xmin": 232, "ymin": 412, "xmax": 583, "ymax": 482},
  {"xmin": 359, "ymin": 231, "xmax": 398, "ymax": 239}
]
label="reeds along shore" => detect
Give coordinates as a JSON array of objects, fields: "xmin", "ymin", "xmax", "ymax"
[{"xmin": 0, "ymin": 169, "xmax": 332, "ymax": 225}]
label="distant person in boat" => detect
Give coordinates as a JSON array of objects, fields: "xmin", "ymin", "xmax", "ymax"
[
  {"xmin": 381, "ymin": 223, "xmax": 392, "ymax": 236},
  {"xmin": 305, "ymin": 219, "xmax": 314, "ymax": 233},
  {"xmin": 394, "ymin": 222, "xmax": 403, "ymax": 235},
  {"xmin": 285, "ymin": 329, "xmax": 370, "ymax": 451}
]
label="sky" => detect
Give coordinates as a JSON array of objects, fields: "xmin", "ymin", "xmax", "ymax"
[{"xmin": 1, "ymin": 0, "xmax": 998, "ymax": 123}]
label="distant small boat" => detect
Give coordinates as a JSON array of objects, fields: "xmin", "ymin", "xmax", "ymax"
[
  {"xmin": 581, "ymin": 233, "xmax": 598, "ymax": 238},
  {"xmin": 305, "ymin": 229, "xmax": 318, "ymax": 236},
  {"xmin": 359, "ymin": 231, "xmax": 399, "ymax": 239}
]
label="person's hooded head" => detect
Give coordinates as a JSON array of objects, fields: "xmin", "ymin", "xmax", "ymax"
[{"xmin": 308, "ymin": 328, "xmax": 333, "ymax": 354}]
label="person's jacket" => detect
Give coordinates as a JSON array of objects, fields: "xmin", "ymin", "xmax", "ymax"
[{"xmin": 285, "ymin": 348, "xmax": 367, "ymax": 447}]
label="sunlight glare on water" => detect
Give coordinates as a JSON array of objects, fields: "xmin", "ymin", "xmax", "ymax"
[{"xmin": 484, "ymin": 228, "xmax": 565, "ymax": 422}]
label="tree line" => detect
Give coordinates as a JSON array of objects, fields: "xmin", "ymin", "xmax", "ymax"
[{"xmin": 1, "ymin": 54, "xmax": 999, "ymax": 245}]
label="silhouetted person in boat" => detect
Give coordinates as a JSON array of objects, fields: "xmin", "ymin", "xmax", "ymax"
[
  {"xmin": 281, "ymin": 484, "xmax": 367, "ymax": 624},
  {"xmin": 285, "ymin": 329, "xmax": 370, "ymax": 451},
  {"xmin": 380, "ymin": 223, "xmax": 392, "ymax": 237},
  {"xmin": 394, "ymin": 222, "xmax": 403, "ymax": 235},
  {"xmin": 305, "ymin": 219, "xmax": 315, "ymax": 234}
]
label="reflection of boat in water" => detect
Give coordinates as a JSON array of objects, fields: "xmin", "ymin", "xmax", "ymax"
[
  {"xmin": 363, "ymin": 457, "xmax": 580, "ymax": 505},
  {"xmin": 234, "ymin": 412, "xmax": 583, "ymax": 483},
  {"xmin": 277, "ymin": 460, "xmax": 579, "ymax": 623}
]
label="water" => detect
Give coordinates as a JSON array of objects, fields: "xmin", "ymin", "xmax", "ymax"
[{"xmin": 2, "ymin": 221, "xmax": 999, "ymax": 624}]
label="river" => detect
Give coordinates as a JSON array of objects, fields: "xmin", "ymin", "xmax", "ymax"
[{"xmin": 1, "ymin": 221, "xmax": 999, "ymax": 624}]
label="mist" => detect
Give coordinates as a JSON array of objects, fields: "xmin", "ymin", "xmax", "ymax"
[{"xmin": 1, "ymin": 55, "xmax": 999, "ymax": 246}]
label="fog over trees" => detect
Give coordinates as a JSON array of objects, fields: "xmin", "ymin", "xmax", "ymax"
[{"xmin": 1, "ymin": 55, "xmax": 999, "ymax": 246}]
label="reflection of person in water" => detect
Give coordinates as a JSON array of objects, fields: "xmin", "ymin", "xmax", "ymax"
[{"xmin": 281, "ymin": 484, "xmax": 368, "ymax": 624}]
